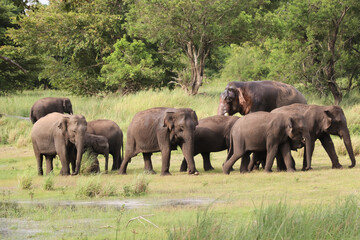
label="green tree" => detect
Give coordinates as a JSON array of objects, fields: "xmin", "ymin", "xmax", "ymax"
[
  {"xmin": 100, "ymin": 36, "xmax": 165, "ymax": 93},
  {"xmin": 8, "ymin": 0, "xmax": 126, "ymax": 95},
  {"xmin": 126, "ymin": 0, "xmax": 256, "ymax": 95}
]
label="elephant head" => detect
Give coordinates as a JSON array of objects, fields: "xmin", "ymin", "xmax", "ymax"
[
  {"xmin": 59, "ymin": 114, "xmax": 87, "ymax": 174},
  {"xmin": 62, "ymin": 98, "xmax": 73, "ymax": 115},
  {"xmin": 164, "ymin": 109, "xmax": 199, "ymax": 174},
  {"xmin": 217, "ymin": 86, "xmax": 252, "ymax": 116},
  {"xmin": 285, "ymin": 115, "xmax": 306, "ymax": 148},
  {"xmin": 320, "ymin": 106, "xmax": 356, "ymax": 168}
]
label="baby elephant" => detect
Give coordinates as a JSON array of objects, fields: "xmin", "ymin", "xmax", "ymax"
[
  {"xmin": 223, "ymin": 111, "xmax": 305, "ymax": 174},
  {"xmin": 84, "ymin": 133, "xmax": 110, "ymax": 172},
  {"xmin": 180, "ymin": 115, "xmax": 239, "ymax": 172}
]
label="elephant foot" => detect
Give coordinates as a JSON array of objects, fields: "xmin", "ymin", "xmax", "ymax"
[
  {"xmin": 118, "ymin": 170, "xmax": 127, "ymax": 175},
  {"xmin": 38, "ymin": 170, "xmax": 44, "ymax": 176},
  {"xmin": 71, "ymin": 171, "xmax": 79, "ymax": 176},
  {"xmin": 179, "ymin": 167, "xmax": 187, "ymax": 172},
  {"xmin": 332, "ymin": 164, "xmax": 343, "ymax": 169},
  {"xmin": 264, "ymin": 169, "xmax": 273, "ymax": 173},
  {"xmin": 161, "ymin": 171, "xmax": 172, "ymax": 176},
  {"xmin": 144, "ymin": 169, "xmax": 157, "ymax": 175},
  {"xmin": 349, "ymin": 163, "xmax": 355, "ymax": 168},
  {"xmin": 302, "ymin": 167, "xmax": 313, "ymax": 171},
  {"xmin": 204, "ymin": 166, "xmax": 215, "ymax": 171},
  {"xmin": 287, "ymin": 168, "xmax": 295, "ymax": 173},
  {"xmin": 188, "ymin": 169, "xmax": 199, "ymax": 175}
]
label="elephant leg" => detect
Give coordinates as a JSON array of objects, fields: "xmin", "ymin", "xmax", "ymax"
[
  {"xmin": 160, "ymin": 149, "xmax": 171, "ymax": 176},
  {"xmin": 280, "ymin": 143, "xmax": 295, "ymax": 172},
  {"xmin": 240, "ymin": 152, "xmax": 250, "ymax": 173},
  {"xmin": 45, "ymin": 155, "xmax": 54, "ymax": 175},
  {"xmin": 202, "ymin": 153, "xmax": 214, "ymax": 171},
  {"xmin": 119, "ymin": 153, "xmax": 131, "ymax": 175},
  {"xmin": 276, "ymin": 152, "xmax": 287, "ymax": 171},
  {"xmin": 223, "ymin": 150, "xmax": 244, "ymax": 174},
  {"xmin": 104, "ymin": 153, "xmax": 109, "ymax": 173},
  {"xmin": 56, "ymin": 142, "xmax": 70, "ymax": 176},
  {"xmin": 180, "ymin": 158, "xmax": 188, "ymax": 172},
  {"xmin": 34, "ymin": 147, "xmax": 44, "ymax": 176},
  {"xmin": 111, "ymin": 151, "xmax": 120, "ymax": 171},
  {"xmin": 143, "ymin": 153, "xmax": 156, "ymax": 174},
  {"xmin": 264, "ymin": 145, "xmax": 279, "ymax": 173},
  {"xmin": 302, "ymin": 139, "xmax": 315, "ymax": 171},
  {"xmin": 319, "ymin": 134, "xmax": 343, "ymax": 169},
  {"xmin": 251, "ymin": 152, "xmax": 266, "ymax": 171}
]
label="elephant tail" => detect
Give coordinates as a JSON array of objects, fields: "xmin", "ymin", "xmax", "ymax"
[
  {"xmin": 121, "ymin": 140, "xmax": 124, "ymax": 165},
  {"xmin": 30, "ymin": 107, "xmax": 36, "ymax": 124}
]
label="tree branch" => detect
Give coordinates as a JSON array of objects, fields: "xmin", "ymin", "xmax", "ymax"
[{"xmin": 0, "ymin": 55, "xmax": 28, "ymax": 74}]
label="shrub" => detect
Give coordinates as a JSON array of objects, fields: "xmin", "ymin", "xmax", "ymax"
[
  {"xmin": 75, "ymin": 176, "xmax": 119, "ymax": 198},
  {"xmin": 122, "ymin": 174, "xmax": 150, "ymax": 197},
  {"xmin": 18, "ymin": 172, "xmax": 33, "ymax": 190},
  {"xmin": 43, "ymin": 174, "xmax": 55, "ymax": 191}
]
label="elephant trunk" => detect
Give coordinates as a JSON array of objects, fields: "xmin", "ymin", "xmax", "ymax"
[
  {"xmin": 73, "ymin": 135, "xmax": 85, "ymax": 175},
  {"xmin": 340, "ymin": 128, "xmax": 356, "ymax": 168},
  {"xmin": 181, "ymin": 137, "xmax": 199, "ymax": 175}
]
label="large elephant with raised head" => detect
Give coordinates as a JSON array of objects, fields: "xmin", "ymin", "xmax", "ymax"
[
  {"xmin": 119, "ymin": 107, "xmax": 199, "ymax": 176},
  {"xmin": 31, "ymin": 113, "xmax": 87, "ymax": 175},
  {"xmin": 86, "ymin": 119, "xmax": 123, "ymax": 170},
  {"xmin": 217, "ymin": 81, "xmax": 307, "ymax": 116},
  {"xmin": 223, "ymin": 111, "xmax": 306, "ymax": 174},
  {"xmin": 272, "ymin": 104, "xmax": 356, "ymax": 170},
  {"xmin": 30, "ymin": 97, "xmax": 73, "ymax": 124},
  {"xmin": 180, "ymin": 115, "xmax": 239, "ymax": 172}
]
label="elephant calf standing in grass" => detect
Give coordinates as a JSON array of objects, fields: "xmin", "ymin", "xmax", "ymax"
[
  {"xmin": 30, "ymin": 97, "xmax": 73, "ymax": 124},
  {"xmin": 223, "ymin": 111, "xmax": 306, "ymax": 174},
  {"xmin": 87, "ymin": 119, "xmax": 123, "ymax": 171},
  {"xmin": 119, "ymin": 107, "xmax": 199, "ymax": 176},
  {"xmin": 180, "ymin": 115, "xmax": 239, "ymax": 172},
  {"xmin": 272, "ymin": 104, "xmax": 356, "ymax": 170},
  {"xmin": 31, "ymin": 113, "xmax": 87, "ymax": 176},
  {"xmin": 84, "ymin": 133, "xmax": 109, "ymax": 172}
]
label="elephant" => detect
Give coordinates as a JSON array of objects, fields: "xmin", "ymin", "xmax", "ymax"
[
  {"xmin": 119, "ymin": 107, "xmax": 199, "ymax": 176},
  {"xmin": 222, "ymin": 111, "xmax": 305, "ymax": 174},
  {"xmin": 84, "ymin": 133, "xmax": 110, "ymax": 172},
  {"xmin": 180, "ymin": 115, "xmax": 239, "ymax": 172},
  {"xmin": 272, "ymin": 104, "xmax": 356, "ymax": 170},
  {"xmin": 30, "ymin": 97, "xmax": 73, "ymax": 124},
  {"xmin": 87, "ymin": 119, "xmax": 123, "ymax": 170},
  {"xmin": 31, "ymin": 113, "xmax": 87, "ymax": 176},
  {"xmin": 217, "ymin": 81, "xmax": 307, "ymax": 116}
]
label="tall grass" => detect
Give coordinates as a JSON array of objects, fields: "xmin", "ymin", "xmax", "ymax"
[{"xmin": 168, "ymin": 196, "xmax": 360, "ymax": 240}]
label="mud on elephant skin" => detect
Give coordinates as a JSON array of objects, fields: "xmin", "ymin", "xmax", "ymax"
[
  {"xmin": 180, "ymin": 115, "xmax": 239, "ymax": 172},
  {"xmin": 119, "ymin": 107, "xmax": 199, "ymax": 176},
  {"xmin": 217, "ymin": 81, "xmax": 307, "ymax": 116},
  {"xmin": 87, "ymin": 119, "xmax": 123, "ymax": 171},
  {"xmin": 223, "ymin": 111, "xmax": 306, "ymax": 174},
  {"xmin": 31, "ymin": 113, "xmax": 87, "ymax": 176},
  {"xmin": 30, "ymin": 97, "xmax": 73, "ymax": 124},
  {"xmin": 273, "ymin": 104, "xmax": 356, "ymax": 170}
]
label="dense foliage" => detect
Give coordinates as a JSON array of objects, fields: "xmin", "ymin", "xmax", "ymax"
[{"xmin": 1, "ymin": 0, "xmax": 360, "ymax": 102}]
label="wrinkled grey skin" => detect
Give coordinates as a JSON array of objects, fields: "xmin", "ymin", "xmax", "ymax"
[
  {"xmin": 223, "ymin": 112, "xmax": 305, "ymax": 174},
  {"xmin": 217, "ymin": 81, "xmax": 307, "ymax": 116},
  {"xmin": 119, "ymin": 107, "xmax": 199, "ymax": 176},
  {"xmin": 272, "ymin": 104, "xmax": 356, "ymax": 170},
  {"xmin": 30, "ymin": 97, "xmax": 73, "ymax": 124},
  {"xmin": 31, "ymin": 113, "xmax": 87, "ymax": 176},
  {"xmin": 180, "ymin": 115, "xmax": 239, "ymax": 172},
  {"xmin": 84, "ymin": 133, "xmax": 110, "ymax": 172},
  {"xmin": 87, "ymin": 119, "xmax": 123, "ymax": 170}
]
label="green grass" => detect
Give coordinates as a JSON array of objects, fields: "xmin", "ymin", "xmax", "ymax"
[{"xmin": 1, "ymin": 82, "xmax": 360, "ymax": 239}]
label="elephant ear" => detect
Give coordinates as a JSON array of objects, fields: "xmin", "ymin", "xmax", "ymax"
[
  {"xmin": 58, "ymin": 117, "xmax": 69, "ymax": 136},
  {"xmin": 163, "ymin": 112, "xmax": 175, "ymax": 131},
  {"xmin": 237, "ymin": 88, "xmax": 252, "ymax": 115},
  {"xmin": 191, "ymin": 111, "xmax": 199, "ymax": 126},
  {"xmin": 322, "ymin": 110, "xmax": 333, "ymax": 131}
]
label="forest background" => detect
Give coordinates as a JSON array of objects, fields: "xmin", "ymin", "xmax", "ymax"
[{"xmin": 1, "ymin": 0, "xmax": 360, "ymax": 105}]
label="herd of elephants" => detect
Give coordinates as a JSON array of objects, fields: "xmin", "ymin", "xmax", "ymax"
[{"xmin": 30, "ymin": 80, "xmax": 356, "ymax": 176}]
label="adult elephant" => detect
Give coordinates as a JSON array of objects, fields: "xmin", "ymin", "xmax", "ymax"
[
  {"xmin": 217, "ymin": 81, "xmax": 307, "ymax": 116},
  {"xmin": 119, "ymin": 107, "xmax": 199, "ymax": 176},
  {"xmin": 223, "ymin": 111, "xmax": 306, "ymax": 174},
  {"xmin": 86, "ymin": 119, "xmax": 123, "ymax": 170},
  {"xmin": 31, "ymin": 113, "xmax": 87, "ymax": 175},
  {"xmin": 180, "ymin": 115, "xmax": 239, "ymax": 172},
  {"xmin": 30, "ymin": 97, "xmax": 73, "ymax": 124},
  {"xmin": 272, "ymin": 104, "xmax": 356, "ymax": 170}
]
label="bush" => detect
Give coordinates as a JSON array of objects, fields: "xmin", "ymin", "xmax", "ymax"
[
  {"xmin": 43, "ymin": 174, "xmax": 55, "ymax": 191},
  {"xmin": 122, "ymin": 174, "xmax": 150, "ymax": 197},
  {"xmin": 75, "ymin": 176, "xmax": 119, "ymax": 198},
  {"xmin": 18, "ymin": 172, "xmax": 33, "ymax": 190}
]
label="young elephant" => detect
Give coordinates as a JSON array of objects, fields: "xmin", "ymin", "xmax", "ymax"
[
  {"xmin": 87, "ymin": 119, "xmax": 123, "ymax": 170},
  {"xmin": 180, "ymin": 115, "xmax": 239, "ymax": 172},
  {"xmin": 30, "ymin": 97, "xmax": 73, "ymax": 124},
  {"xmin": 84, "ymin": 133, "xmax": 110, "ymax": 172},
  {"xmin": 31, "ymin": 113, "xmax": 87, "ymax": 175},
  {"xmin": 223, "ymin": 111, "xmax": 305, "ymax": 174},
  {"xmin": 272, "ymin": 104, "xmax": 356, "ymax": 170},
  {"xmin": 119, "ymin": 107, "xmax": 199, "ymax": 176}
]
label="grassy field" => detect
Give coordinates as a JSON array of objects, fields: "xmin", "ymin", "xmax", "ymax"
[{"xmin": 1, "ymin": 81, "xmax": 360, "ymax": 239}]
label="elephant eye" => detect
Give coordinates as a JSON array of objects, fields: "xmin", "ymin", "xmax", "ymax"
[{"xmin": 179, "ymin": 126, "xmax": 184, "ymax": 132}]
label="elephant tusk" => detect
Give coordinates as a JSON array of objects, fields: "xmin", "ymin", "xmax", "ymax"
[{"xmin": 224, "ymin": 112, "xmax": 229, "ymax": 116}]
